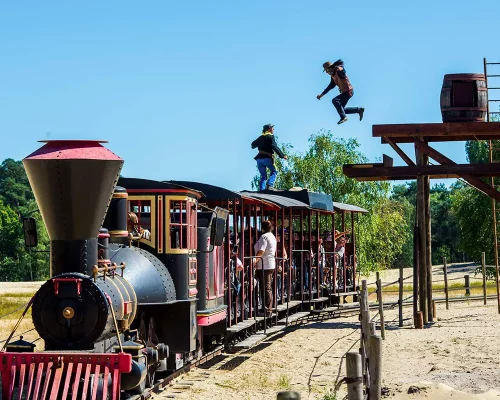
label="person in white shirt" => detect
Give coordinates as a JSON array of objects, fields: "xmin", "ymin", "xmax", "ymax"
[{"xmin": 253, "ymin": 220, "xmax": 276, "ymax": 315}]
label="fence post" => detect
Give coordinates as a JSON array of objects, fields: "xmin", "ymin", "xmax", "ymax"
[
  {"xmin": 465, "ymin": 274, "xmax": 470, "ymax": 296},
  {"xmin": 376, "ymin": 277, "xmax": 385, "ymax": 340},
  {"xmin": 398, "ymin": 267, "xmax": 404, "ymax": 327},
  {"xmin": 482, "ymin": 252, "xmax": 487, "ymax": 305},
  {"xmin": 369, "ymin": 321, "xmax": 376, "ymax": 336},
  {"xmin": 368, "ymin": 335, "xmax": 382, "ymax": 400},
  {"xmin": 443, "ymin": 257, "xmax": 449, "ymax": 310},
  {"xmin": 359, "ymin": 281, "xmax": 367, "ymax": 377},
  {"xmin": 346, "ymin": 352, "xmax": 363, "ymax": 400},
  {"xmin": 415, "ymin": 311, "xmax": 424, "ymax": 329},
  {"xmin": 432, "ymin": 300, "xmax": 436, "ymax": 320}
]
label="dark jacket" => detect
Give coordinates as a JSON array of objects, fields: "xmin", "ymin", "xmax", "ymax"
[
  {"xmin": 321, "ymin": 67, "xmax": 353, "ymax": 96},
  {"xmin": 251, "ymin": 132, "xmax": 286, "ymax": 160}
]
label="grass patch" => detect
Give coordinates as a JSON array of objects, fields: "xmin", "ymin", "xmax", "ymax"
[
  {"xmin": 277, "ymin": 374, "xmax": 291, "ymax": 389},
  {"xmin": 0, "ymin": 293, "xmax": 34, "ymax": 319}
]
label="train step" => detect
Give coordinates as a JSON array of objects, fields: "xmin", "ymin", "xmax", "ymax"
[
  {"xmin": 232, "ymin": 334, "xmax": 267, "ymax": 350},
  {"xmin": 227, "ymin": 319, "xmax": 256, "ymax": 333},
  {"xmin": 276, "ymin": 300, "xmax": 302, "ymax": 312},
  {"xmin": 277, "ymin": 311, "xmax": 310, "ymax": 325},
  {"xmin": 256, "ymin": 325, "xmax": 286, "ymax": 336}
]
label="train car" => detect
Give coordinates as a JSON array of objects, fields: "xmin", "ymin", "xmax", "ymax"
[{"xmin": 0, "ymin": 140, "xmax": 367, "ymax": 399}]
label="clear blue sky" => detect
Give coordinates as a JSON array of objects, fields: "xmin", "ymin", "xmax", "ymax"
[{"xmin": 1, "ymin": 0, "xmax": 499, "ymax": 192}]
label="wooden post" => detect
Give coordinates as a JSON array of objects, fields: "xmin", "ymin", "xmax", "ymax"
[
  {"xmin": 359, "ymin": 282, "xmax": 366, "ymax": 377},
  {"xmin": 369, "ymin": 322, "xmax": 376, "ymax": 336},
  {"xmin": 399, "ymin": 267, "xmax": 404, "ymax": 327},
  {"xmin": 368, "ymin": 335, "xmax": 382, "ymax": 400},
  {"xmin": 443, "ymin": 257, "xmax": 449, "ymax": 310},
  {"xmin": 416, "ymin": 148, "xmax": 428, "ymax": 324},
  {"xmin": 362, "ymin": 280, "xmax": 368, "ymax": 310},
  {"xmin": 482, "ymin": 252, "xmax": 487, "ymax": 305},
  {"xmin": 432, "ymin": 300, "xmax": 436, "ymax": 320},
  {"xmin": 415, "ymin": 311, "xmax": 424, "ymax": 329},
  {"xmin": 377, "ymin": 277, "xmax": 385, "ymax": 340},
  {"xmin": 413, "ymin": 224, "xmax": 419, "ymax": 328},
  {"xmin": 346, "ymin": 352, "xmax": 363, "ymax": 400},
  {"xmin": 465, "ymin": 274, "xmax": 470, "ymax": 296},
  {"xmin": 424, "ymin": 171, "xmax": 433, "ymax": 322}
]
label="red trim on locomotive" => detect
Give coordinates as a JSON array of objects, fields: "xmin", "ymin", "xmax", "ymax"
[
  {"xmin": 52, "ymin": 278, "xmax": 82, "ymax": 296},
  {"xmin": 197, "ymin": 308, "xmax": 227, "ymax": 326},
  {"xmin": 127, "ymin": 188, "xmax": 201, "ymax": 198},
  {"xmin": 25, "ymin": 140, "xmax": 122, "ymax": 161},
  {"xmin": 0, "ymin": 351, "xmax": 132, "ymax": 400},
  {"xmin": 158, "ymin": 196, "xmax": 163, "ymax": 253},
  {"xmin": 189, "ymin": 288, "xmax": 198, "ymax": 297}
]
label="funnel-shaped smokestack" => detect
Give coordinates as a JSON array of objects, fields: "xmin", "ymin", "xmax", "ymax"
[{"xmin": 23, "ymin": 140, "xmax": 123, "ymax": 276}]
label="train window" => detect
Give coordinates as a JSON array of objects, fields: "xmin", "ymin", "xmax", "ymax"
[
  {"xmin": 128, "ymin": 200, "xmax": 152, "ymax": 236},
  {"xmin": 168, "ymin": 199, "xmax": 197, "ymax": 251},
  {"xmin": 169, "ymin": 200, "xmax": 188, "ymax": 249}
]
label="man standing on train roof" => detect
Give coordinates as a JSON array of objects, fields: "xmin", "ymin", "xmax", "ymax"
[
  {"xmin": 317, "ymin": 59, "xmax": 365, "ymax": 125},
  {"xmin": 251, "ymin": 124, "xmax": 288, "ymax": 191}
]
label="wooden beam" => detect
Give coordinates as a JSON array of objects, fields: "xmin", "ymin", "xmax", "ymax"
[
  {"xmin": 373, "ymin": 122, "xmax": 500, "ymax": 143},
  {"xmin": 414, "ymin": 139, "xmax": 500, "ymax": 202},
  {"xmin": 342, "ymin": 162, "xmax": 500, "ymax": 181},
  {"xmin": 385, "ymin": 138, "xmax": 415, "ymax": 166}
]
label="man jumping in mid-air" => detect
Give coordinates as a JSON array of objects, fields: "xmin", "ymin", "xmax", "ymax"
[{"xmin": 317, "ymin": 59, "xmax": 364, "ymax": 125}]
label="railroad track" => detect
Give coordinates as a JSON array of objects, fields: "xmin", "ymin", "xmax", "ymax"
[{"xmin": 130, "ymin": 305, "xmax": 365, "ymax": 400}]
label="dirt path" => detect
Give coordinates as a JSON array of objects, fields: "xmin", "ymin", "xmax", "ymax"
[{"xmin": 153, "ymin": 300, "xmax": 500, "ymax": 400}]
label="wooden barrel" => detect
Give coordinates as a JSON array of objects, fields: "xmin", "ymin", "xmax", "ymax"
[{"xmin": 440, "ymin": 73, "xmax": 487, "ymax": 122}]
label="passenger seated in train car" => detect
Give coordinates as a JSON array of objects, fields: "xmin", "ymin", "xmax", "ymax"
[{"xmin": 127, "ymin": 211, "xmax": 151, "ymax": 240}]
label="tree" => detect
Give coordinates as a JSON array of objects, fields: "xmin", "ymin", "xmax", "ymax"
[{"xmin": 0, "ymin": 159, "xmax": 50, "ymax": 281}]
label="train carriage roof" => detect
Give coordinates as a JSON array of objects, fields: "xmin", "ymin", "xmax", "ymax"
[
  {"xmin": 332, "ymin": 201, "xmax": 368, "ymax": 213},
  {"xmin": 118, "ymin": 177, "xmax": 204, "ymax": 198},
  {"xmin": 239, "ymin": 191, "xmax": 309, "ymax": 209}
]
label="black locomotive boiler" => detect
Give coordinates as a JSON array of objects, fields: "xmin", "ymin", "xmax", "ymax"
[{"xmin": 0, "ymin": 140, "xmax": 227, "ymax": 400}]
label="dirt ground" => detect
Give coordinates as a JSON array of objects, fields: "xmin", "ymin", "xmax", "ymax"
[{"xmin": 153, "ymin": 300, "xmax": 500, "ymax": 400}]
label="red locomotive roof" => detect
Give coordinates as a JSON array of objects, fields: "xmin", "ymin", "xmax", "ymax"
[{"xmin": 25, "ymin": 140, "xmax": 122, "ymax": 161}]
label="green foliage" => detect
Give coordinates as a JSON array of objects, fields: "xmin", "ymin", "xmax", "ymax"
[
  {"xmin": 0, "ymin": 160, "xmax": 49, "ymax": 281},
  {"xmin": 451, "ymin": 183, "xmax": 494, "ymax": 264},
  {"xmin": 356, "ymin": 197, "xmax": 409, "ymax": 272}
]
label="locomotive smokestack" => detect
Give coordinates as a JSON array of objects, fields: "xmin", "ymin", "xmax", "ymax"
[{"xmin": 23, "ymin": 140, "xmax": 123, "ymax": 276}]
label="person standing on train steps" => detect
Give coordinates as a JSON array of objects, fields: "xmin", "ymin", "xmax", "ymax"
[
  {"xmin": 251, "ymin": 124, "xmax": 288, "ymax": 191},
  {"xmin": 252, "ymin": 220, "xmax": 277, "ymax": 317},
  {"xmin": 317, "ymin": 59, "xmax": 365, "ymax": 125}
]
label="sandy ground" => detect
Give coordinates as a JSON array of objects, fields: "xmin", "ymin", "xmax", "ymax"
[{"xmin": 153, "ymin": 300, "xmax": 500, "ymax": 400}]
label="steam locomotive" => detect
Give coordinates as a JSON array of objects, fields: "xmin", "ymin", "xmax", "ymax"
[
  {"xmin": 0, "ymin": 140, "xmax": 229, "ymax": 399},
  {"xmin": 0, "ymin": 139, "xmax": 366, "ymax": 400}
]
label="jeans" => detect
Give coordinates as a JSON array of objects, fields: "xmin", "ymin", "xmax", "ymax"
[
  {"xmin": 256, "ymin": 157, "xmax": 277, "ymax": 190},
  {"xmin": 332, "ymin": 91, "xmax": 362, "ymax": 119}
]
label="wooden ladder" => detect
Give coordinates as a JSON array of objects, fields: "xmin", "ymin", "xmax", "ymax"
[{"xmin": 483, "ymin": 57, "xmax": 500, "ymax": 313}]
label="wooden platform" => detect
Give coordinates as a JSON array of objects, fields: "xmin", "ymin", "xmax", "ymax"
[
  {"xmin": 343, "ymin": 162, "xmax": 500, "ymax": 181},
  {"xmin": 373, "ymin": 122, "xmax": 500, "ymax": 143}
]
